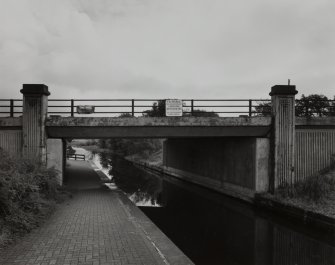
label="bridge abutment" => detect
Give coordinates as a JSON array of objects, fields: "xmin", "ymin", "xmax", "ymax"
[{"xmin": 162, "ymin": 137, "xmax": 270, "ymax": 201}]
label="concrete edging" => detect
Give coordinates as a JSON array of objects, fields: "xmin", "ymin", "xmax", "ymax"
[{"xmin": 117, "ymin": 191, "xmax": 194, "ymax": 265}]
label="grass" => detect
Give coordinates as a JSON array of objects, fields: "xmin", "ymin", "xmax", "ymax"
[
  {"xmin": 0, "ymin": 149, "xmax": 70, "ymax": 248},
  {"xmin": 273, "ymin": 169, "xmax": 335, "ymax": 218}
]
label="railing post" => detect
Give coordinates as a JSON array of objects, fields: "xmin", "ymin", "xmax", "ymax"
[
  {"xmin": 270, "ymin": 85, "xmax": 298, "ymax": 192},
  {"xmin": 191, "ymin": 100, "xmax": 194, "ymax": 116},
  {"xmin": 248, "ymin": 99, "xmax": 252, "ymax": 117},
  {"xmin": 10, "ymin": 99, "xmax": 14, "ymax": 117},
  {"xmin": 132, "ymin": 99, "xmax": 135, "ymax": 117},
  {"xmin": 71, "ymin": 99, "xmax": 74, "ymax": 117},
  {"xmin": 20, "ymin": 84, "xmax": 50, "ymax": 164}
]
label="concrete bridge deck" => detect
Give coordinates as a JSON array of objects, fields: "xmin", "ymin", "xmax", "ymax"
[
  {"xmin": 47, "ymin": 116, "xmax": 272, "ymax": 138},
  {"xmin": 0, "ymin": 161, "xmax": 192, "ymax": 265}
]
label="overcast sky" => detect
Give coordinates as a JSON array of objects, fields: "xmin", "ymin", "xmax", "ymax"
[{"xmin": 0, "ymin": 0, "xmax": 334, "ymax": 100}]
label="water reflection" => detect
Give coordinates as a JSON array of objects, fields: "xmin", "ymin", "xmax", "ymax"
[
  {"xmin": 78, "ymin": 149, "xmax": 335, "ymax": 265},
  {"xmin": 92, "ymin": 151, "xmax": 162, "ymax": 206},
  {"xmin": 141, "ymin": 179, "xmax": 335, "ymax": 265}
]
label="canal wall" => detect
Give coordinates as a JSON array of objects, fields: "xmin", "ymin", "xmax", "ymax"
[{"xmin": 162, "ymin": 137, "xmax": 270, "ymax": 201}]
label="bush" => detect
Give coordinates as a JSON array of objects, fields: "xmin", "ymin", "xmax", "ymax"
[
  {"xmin": 0, "ymin": 149, "xmax": 61, "ymax": 246},
  {"xmin": 294, "ymin": 174, "xmax": 335, "ymax": 202},
  {"xmin": 276, "ymin": 173, "xmax": 335, "ymax": 203}
]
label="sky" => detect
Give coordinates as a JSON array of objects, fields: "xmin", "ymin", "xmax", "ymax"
[{"xmin": 0, "ymin": 0, "xmax": 334, "ymax": 100}]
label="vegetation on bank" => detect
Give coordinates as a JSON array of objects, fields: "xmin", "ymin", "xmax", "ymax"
[
  {"xmin": 270, "ymin": 167, "xmax": 335, "ymax": 218},
  {"xmin": 0, "ymin": 149, "xmax": 68, "ymax": 248}
]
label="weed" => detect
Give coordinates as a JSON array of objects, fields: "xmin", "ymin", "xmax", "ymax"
[{"xmin": 276, "ymin": 172, "xmax": 335, "ymax": 203}]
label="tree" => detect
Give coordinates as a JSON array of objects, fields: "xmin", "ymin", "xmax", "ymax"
[
  {"xmin": 255, "ymin": 94, "xmax": 334, "ymax": 117},
  {"xmin": 254, "ymin": 101, "xmax": 272, "ymax": 116},
  {"xmin": 331, "ymin": 96, "xmax": 335, "ymax": 116},
  {"xmin": 296, "ymin": 94, "xmax": 331, "ymax": 117},
  {"xmin": 143, "ymin": 100, "xmax": 166, "ymax": 117}
]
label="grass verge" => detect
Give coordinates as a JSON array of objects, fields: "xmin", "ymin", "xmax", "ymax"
[{"xmin": 272, "ymin": 169, "xmax": 335, "ymax": 218}]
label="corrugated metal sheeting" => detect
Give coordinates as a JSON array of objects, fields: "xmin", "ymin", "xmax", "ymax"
[
  {"xmin": 295, "ymin": 129, "xmax": 335, "ymax": 180},
  {"xmin": 0, "ymin": 130, "xmax": 22, "ymax": 156}
]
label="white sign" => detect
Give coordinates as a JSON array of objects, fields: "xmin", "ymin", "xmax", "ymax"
[{"xmin": 166, "ymin": 99, "xmax": 183, "ymax": 116}]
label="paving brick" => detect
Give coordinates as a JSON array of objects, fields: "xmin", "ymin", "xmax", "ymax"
[{"xmin": 0, "ymin": 162, "xmax": 168, "ymax": 265}]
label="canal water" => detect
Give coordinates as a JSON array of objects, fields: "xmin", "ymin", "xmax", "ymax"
[{"xmin": 74, "ymin": 148, "xmax": 335, "ymax": 265}]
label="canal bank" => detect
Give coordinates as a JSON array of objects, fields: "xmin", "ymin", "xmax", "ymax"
[
  {"xmin": 129, "ymin": 159, "xmax": 335, "ymax": 233},
  {"xmin": 0, "ymin": 160, "xmax": 193, "ymax": 265},
  {"xmin": 113, "ymin": 157, "xmax": 335, "ymax": 264}
]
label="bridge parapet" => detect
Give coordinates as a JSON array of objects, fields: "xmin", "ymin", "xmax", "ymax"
[{"xmin": 0, "ymin": 117, "xmax": 22, "ymax": 127}]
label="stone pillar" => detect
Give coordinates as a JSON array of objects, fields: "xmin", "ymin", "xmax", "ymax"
[
  {"xmin": 270, "ymin": 85, "xmax": 298, "ymax": 191},
  {"xmin": 20, "ymin": 84, "xmax": 50, "ymax": 164}
]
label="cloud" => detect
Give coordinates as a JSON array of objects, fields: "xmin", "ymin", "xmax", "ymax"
[{"xmin": 0, "ymin": 0, "xmax": 334, "ymax": 100}]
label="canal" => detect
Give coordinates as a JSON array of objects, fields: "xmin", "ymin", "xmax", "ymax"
[{"xmin": 74, "ymin": 148, "xmax": 335, "ymax": 265}]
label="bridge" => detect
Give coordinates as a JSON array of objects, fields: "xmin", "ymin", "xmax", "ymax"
[{"xmin": 1, "ymin": 84, "xmax": 335, "ymax": 202}]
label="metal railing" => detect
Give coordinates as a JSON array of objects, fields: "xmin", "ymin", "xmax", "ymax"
[
  {"xmin": 1, "ymin": 98, "xmax": 334, "ymax": 117},
  {"xmin": 0, "ymin": 99, "xmax": 23, "ymax": 117},
  {"xmin": 0, "ymin": 99, "xmax": 272, "ymax": 117},
  {"xmin": 67, "ymin": 154, "xmax": 85, "ymax": 161}
]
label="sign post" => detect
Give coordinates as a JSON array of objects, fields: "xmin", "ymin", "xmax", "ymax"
[{"xmin": 166, "ymin": 99, "xmax": 183, "ymax": 117}]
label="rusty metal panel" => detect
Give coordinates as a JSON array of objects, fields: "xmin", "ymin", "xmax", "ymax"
[
  {"xmin": 0, "ymin": 130, "xmax": 22, "ymax": 156},
  {"xmin": 295, "ymin": 129, "xmax": 335, "ymax": 180}
]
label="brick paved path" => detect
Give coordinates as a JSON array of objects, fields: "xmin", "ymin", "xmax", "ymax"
[{"xmin": 0, "ymin": 161, "xmax": 189, "ymax": 265}]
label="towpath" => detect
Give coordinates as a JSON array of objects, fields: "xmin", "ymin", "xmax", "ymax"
[{"xmin": 0, "ymin": 160, "xmax": 192, "ymax": 265}]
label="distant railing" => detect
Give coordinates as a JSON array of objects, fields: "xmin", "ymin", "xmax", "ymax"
[
  {"xmin": 0, "ymin": 99, "xmax": 23, "ymax": 117},
  {"xmin": 1, "ymin": 98, "xmax": 334, "ymax": 117},
  {"xmin": 67, "ymin": 154, "xmax": 85, "ymax": 161},
  {"xmin": 0, "ymin": 99, "xmax": 272, "ymax": 117}
]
